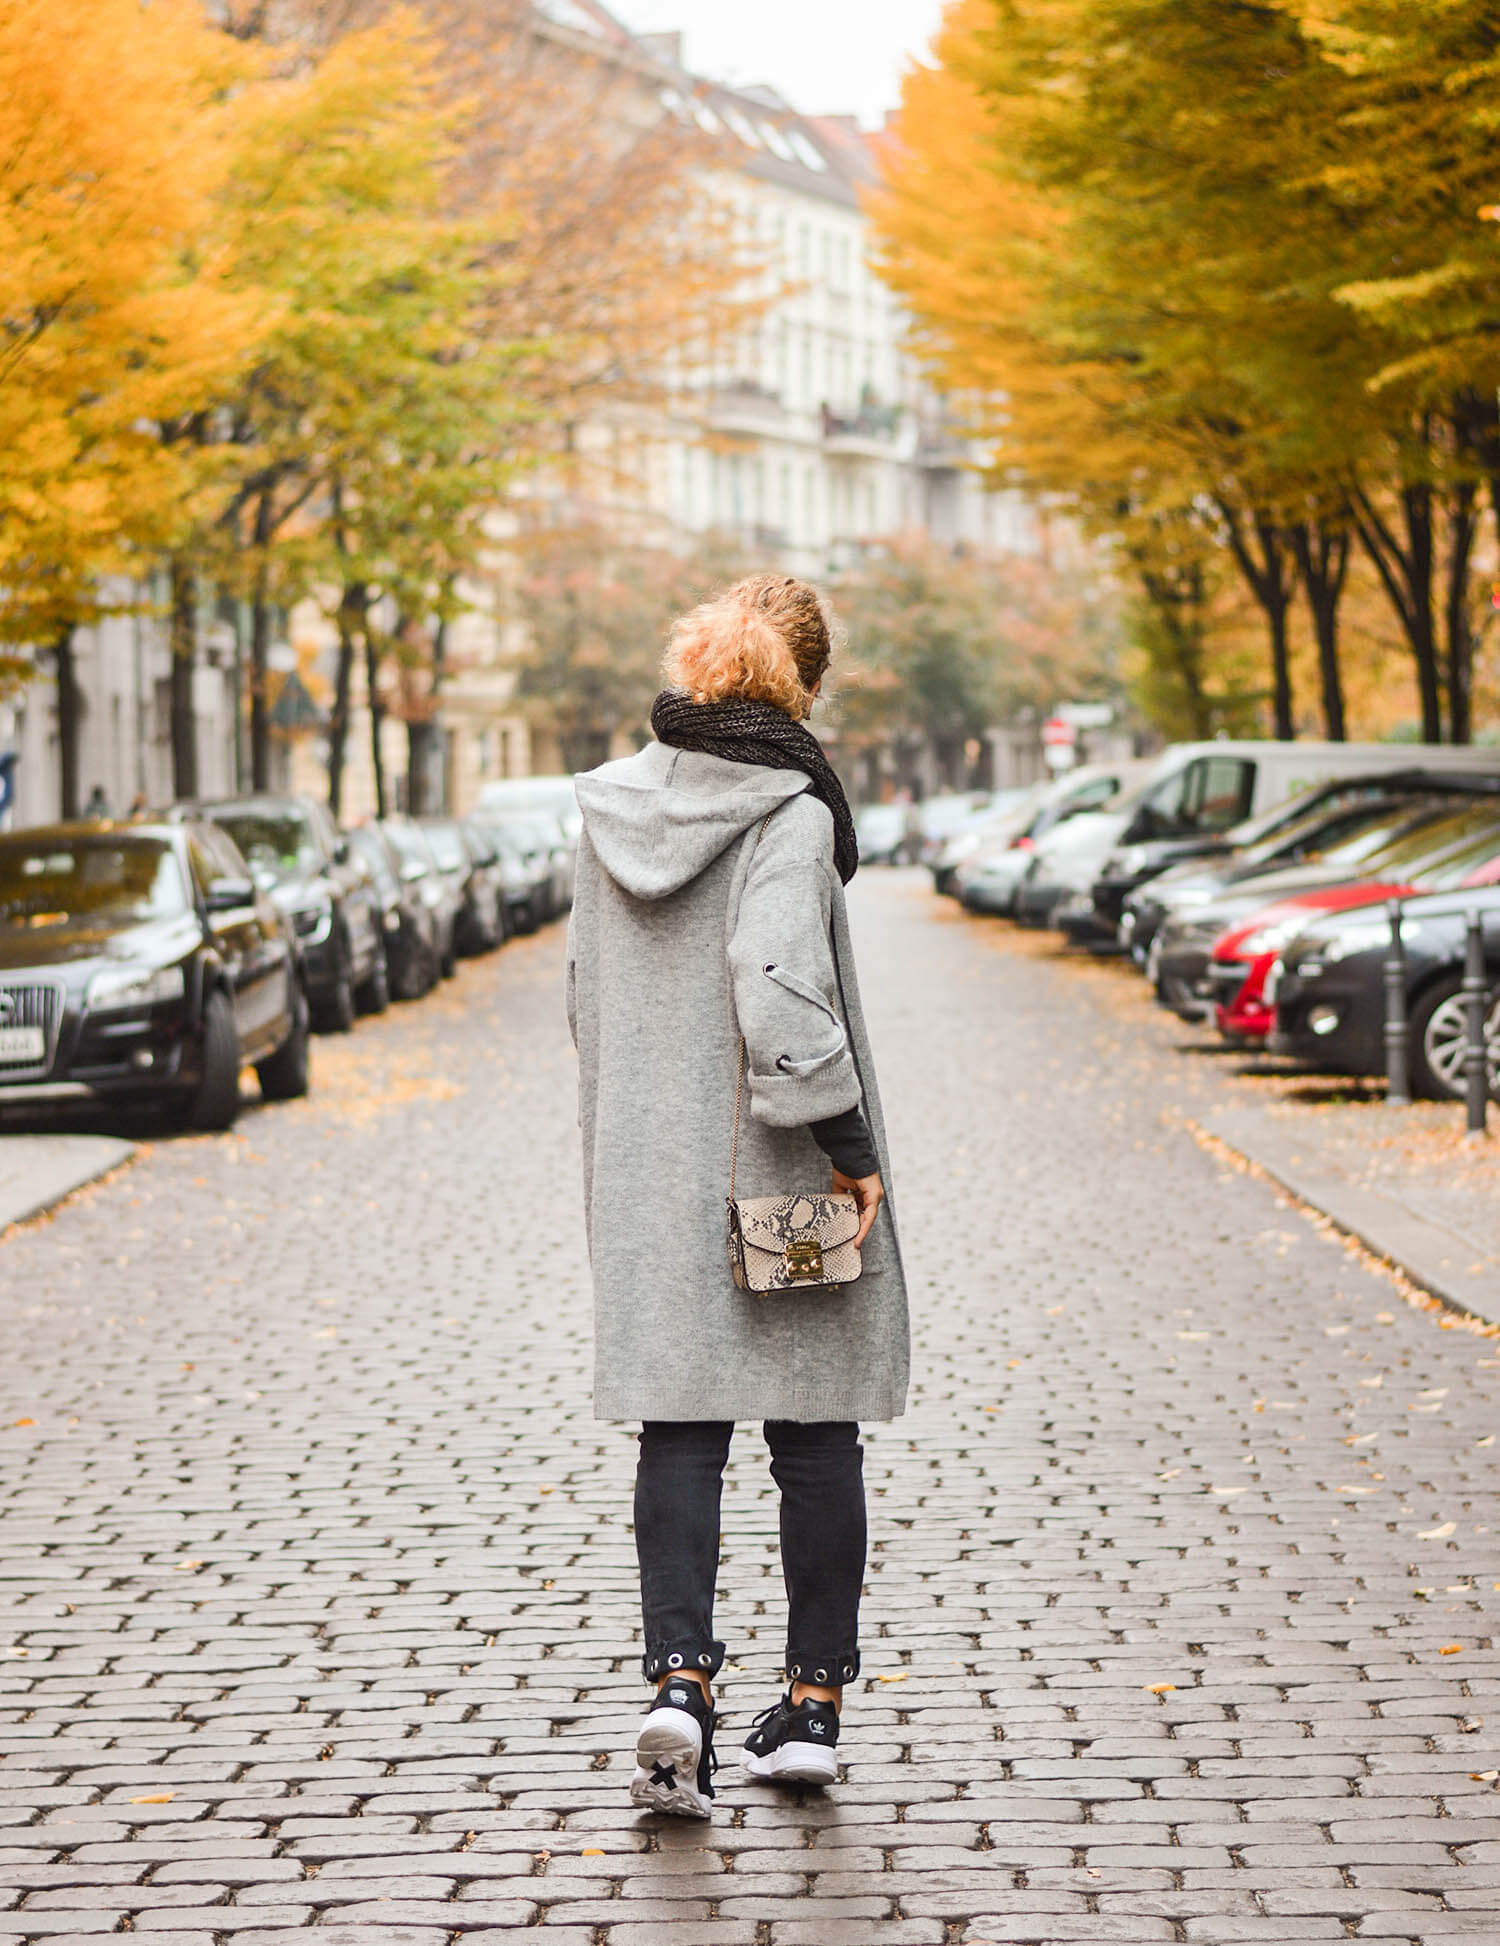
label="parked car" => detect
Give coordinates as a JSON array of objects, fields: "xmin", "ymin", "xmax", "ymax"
[
  {"xmin": 0, "ymin": 820, "xmax": 308, "ymax": 1131},
  {"xmin": 1118, "ymin": 773, "xmax": 1500, "ymax": 966},
  {"xmin": 952, "ymin": 762, "xmax": 1150, "ymax": 913},
  {"xmin": 419, "ymin": 816, "xmax": 503, "ymax": 956},
  {"xmin": 381, "ymin": 817, "xmax": 459, "ymax": 977},
  {"xmin": 1206, "ymin": 802, "xmax": 1500, "ymax": 1042},
  {"xmin": 1039, "ymin": 741, "xmax": 1500, "ymax": 945},
  {"xmin": 855, "ymin": 802, "xmax": 915, "ymax": 866},
  {"xmin": 484, "ymin": 820, "xmax": 552, "ymax": 932},
  {"xmin": 476, "ymin": 774, "xmax": 581, "ymax": 842},
  {"xmin": 1088, "ymin": 752, "xmax": 1500, "ymax": 940},
  {"xmin": 347, "ymin": 823, "xmax": 441, "ymax": 1000},
  {"xmin": 1271, "ymin": 887, "xmax": 1500, "ymax": 1099},
  {"xmin": 481, "ymin": 810, "xmax": 574, "ymax": 916},
  {"xmin": 185, "ymin": 794, "xmax": 385, "ymax": 1031},
  {"xmin": 913, "ymin": 791, "xmax": 996, "ymax": 867},
  {"xmin": 1146, "ymin": 795, "xmax": 1477, "ymax": 1017}
]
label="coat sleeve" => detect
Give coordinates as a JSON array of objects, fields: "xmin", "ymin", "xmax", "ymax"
[{"xmin": 727, "ymin": 810, "xmax": 862, "ymax": 1130}]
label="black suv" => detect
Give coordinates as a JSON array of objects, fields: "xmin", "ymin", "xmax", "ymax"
[
  {"xmin": 0, "ymin": 820, "xmax": 309, "ymax": 1130},
  {"xmin": 183, "ymin": 795, "xmax": 385, "ymax": 1031}
]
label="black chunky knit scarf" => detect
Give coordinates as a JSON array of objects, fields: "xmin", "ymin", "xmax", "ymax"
[{"xmin": 650, "ymin": 689, "xmax": 859, "ymax": 885}]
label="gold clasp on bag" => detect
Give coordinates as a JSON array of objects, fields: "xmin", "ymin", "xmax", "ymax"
[{"xmin": 784, "ymin": 1235, "xmax": 824, "ymax": 1280}]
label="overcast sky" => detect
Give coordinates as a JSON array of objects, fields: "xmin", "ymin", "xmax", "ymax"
[{"xmin": 610, "ymin": 0, "xmax": 946, "ymax": 127}]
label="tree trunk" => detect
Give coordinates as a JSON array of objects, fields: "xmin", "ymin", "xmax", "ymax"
[
  {"xmin": 406, "ymin": 614, "xmax": 448, "ymax": 817},
  {"xmin": 53, "ymin": 628, "xmax": 80, "ymax": 821},
  {"xmin": 1351, "ymin": 470, "xmax": 1442, "ymax": 743},
  {"xmin": 1444, "ymin": 479, "xmax": 1479, "ymax": 745},
  {"xmin": 248, "ymin": 488, "xmax": 274, "ymax": 790},
  {"xmin": 168, "ymin": 554, "xmax": 199, "ymax": 799},
  {"xmin": 1142, "ymin": 562, "xmax": 1213, "ymax": 739},
  {"xmin": 364, "ymin": 623, "xmax": 387, "ymax": 818},
  {"xmin": 1217, "ymin": 498, "xmax": 1296, "ymax": 738},
  {"xmin": 1289, "ymin": 518, "xmax": 1349, "ymax": 742},
  {"xmin": 328, "ymin": 579, "xmax": 365, "ymax": 818}
]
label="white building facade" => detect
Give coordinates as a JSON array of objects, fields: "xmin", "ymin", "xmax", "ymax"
[{"xmin": 0, "ymin": 0, "xmax": 1041, "ymax": 827}]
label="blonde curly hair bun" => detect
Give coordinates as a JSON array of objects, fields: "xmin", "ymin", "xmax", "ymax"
[{"xmin": 663, "ymin": 573, "xmax": 840, "ymax": 719}]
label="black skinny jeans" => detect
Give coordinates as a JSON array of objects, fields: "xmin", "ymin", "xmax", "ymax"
[{"xmin": 634, "ymin": 1420, "xmax": 866, "ymax": 1686}]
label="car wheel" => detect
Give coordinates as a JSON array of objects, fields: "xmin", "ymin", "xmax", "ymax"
[
  {"xmin": 1409, "ymin": 974, "xmax": 1500, "ymax": 1100},
  {"xmin": 357, "ymin": 948, "xmax": 390, "ymax": 1015},
  {"xmin": 185, "ymin": 989, "xmax": 241, "ymax": 1132},
  {"xmin": 256, "ymin": 979, "xmax": 311, "ymax": 1101},
  {"xmin": 441, "ymin": 933, "xmax": 458, "ymax": 979}
]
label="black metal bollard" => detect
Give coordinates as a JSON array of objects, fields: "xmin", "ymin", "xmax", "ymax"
[
  {"xmin": 1383, "ymin": 897, "xmax": 1410, "ymax": 1106},
  {"xmin": 1462, "ymin": 908, "xmax": 1489, "ymax": 1141}
]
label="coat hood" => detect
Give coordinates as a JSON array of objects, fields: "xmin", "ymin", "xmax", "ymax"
[{"xmin": 575, "ymin": 742, "xmax": 809, "ymax": 900}]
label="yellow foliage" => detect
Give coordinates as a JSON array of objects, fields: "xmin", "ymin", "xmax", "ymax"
[{"xmin": 0, "ymin": 0, "xmax": 265, "ymax": 653}]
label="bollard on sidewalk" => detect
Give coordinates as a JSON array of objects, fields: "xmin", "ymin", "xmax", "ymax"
[
  {"xmin": 1462, "ymin": 907, "xmax": 1490, "ymax": 1142},
  {"xmin": 1383, "ymin": 897, "xmax": 1410, "ymax": 1107}
]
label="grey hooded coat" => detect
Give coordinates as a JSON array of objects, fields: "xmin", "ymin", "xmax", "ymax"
[{"xmin": 566, "ymin": 741, "xmax": 910, "ymax": 1423}]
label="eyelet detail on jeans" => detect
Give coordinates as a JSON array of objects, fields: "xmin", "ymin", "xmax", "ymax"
[{"xmin": 667, "ymin": 1653, "xmax": 683, "ymax": 1669}]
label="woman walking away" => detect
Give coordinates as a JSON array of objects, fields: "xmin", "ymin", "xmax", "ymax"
[{"xmin": 567, "ymin": 573, "xmax": 910, "ymax": 1818}]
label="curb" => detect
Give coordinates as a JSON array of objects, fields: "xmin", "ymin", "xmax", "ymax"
[
  {"xmin": 0, "ymin": 1134, "xmax": 137, "ymax": 1234},
  {"xmin": 1202, "ymin": 1107, "xmax": 1500, "ymax": 1328}
]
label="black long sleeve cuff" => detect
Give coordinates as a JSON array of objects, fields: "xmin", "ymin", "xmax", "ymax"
[{"xmin": 808, "ymin": 1102, "xmax": 879, "ymax": 1180}]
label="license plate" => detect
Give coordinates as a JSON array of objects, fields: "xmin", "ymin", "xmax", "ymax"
[{"xmin": 0, "ymin": 1025, "xmax": 45, "ymax": 1061}]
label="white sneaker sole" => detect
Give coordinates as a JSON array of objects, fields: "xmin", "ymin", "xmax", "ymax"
[
  {"xmin": 630, "ymin": 1705, "xmax": 713, "ymax": 1818},
  {"xmin": 741, "ymin": 1739, "xmax": 838, "ymax": 1787}
]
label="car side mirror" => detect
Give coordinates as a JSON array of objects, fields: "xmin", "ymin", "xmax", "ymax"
[{"xmin": 204, "ymin": 876, "xmax": 254, "ymax": 912}]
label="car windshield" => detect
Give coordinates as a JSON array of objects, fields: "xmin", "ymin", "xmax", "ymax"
[
  {"xmin": 1243, "ymin": 796, "xmax": 1438, "ymax": 868},
  {"xmin": 382, "ymin": 823, "xmax": 433, "ymax": 877},
  {"xmin": 212, "ymin": 809, "xmax": 319, "ymax": 879},
  {"xmin": 349, "ymin": 830, "xmax": 397, "ymax": 895},
  {"xmin": 1360, "ymin": 802, "xmax": 1500, "ymax": 878},
  {"xmin": 1417, "ymin": 823, "xmax": 1500, "ymax": 890},
  {"xmin": 422, "ymin": 824, "xmax": 468, "ymax": 873},
  {"xmin": 0, "ymin": 836, "xmax": 186, "ymax": 929}
]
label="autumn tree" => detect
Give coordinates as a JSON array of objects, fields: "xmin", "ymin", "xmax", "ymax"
[
  {"xmin": 834, "ymin": 535, "xmax": 1122, "ymax": 791},
  {"xmin": 510, "ymin": 527, "xmax": 754, "ymax": 772},
  {"xmin": 0, "ymin": 0, "xmax": 263, "ymax": 814}
]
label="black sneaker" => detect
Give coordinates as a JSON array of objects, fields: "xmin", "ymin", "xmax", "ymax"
[
  {"xmin": 630, "ymin": 1679, "xmax": 717, "ymax": 1817},
  {"xmin": 741, "ymin": 1689, "xmax": 839, "ymax": 1786}
]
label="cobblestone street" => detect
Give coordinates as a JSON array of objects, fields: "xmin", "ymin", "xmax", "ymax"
[{"xmin": 3, "ymin": 869, "xmax": 1499, "ymax": 1945}]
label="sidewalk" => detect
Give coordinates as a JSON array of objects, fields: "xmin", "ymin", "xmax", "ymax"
[
  {"xmin": 0, "ymin": 1131, "xmax": 136, "ymax": 1231},
  {"xmin": 1203, "ymin": 1091, "xmax": 1500, "ymax": 1328}
]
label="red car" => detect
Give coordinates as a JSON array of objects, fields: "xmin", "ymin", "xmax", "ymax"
[{"xmin": 1208, "ymin": 807, "xmax": 1500, "ymax": 1040}]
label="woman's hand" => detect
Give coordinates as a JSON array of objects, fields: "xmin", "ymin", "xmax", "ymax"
[{"xmin": 833, "ymin": 1167, "xmax": 885, "ymax": 1248}]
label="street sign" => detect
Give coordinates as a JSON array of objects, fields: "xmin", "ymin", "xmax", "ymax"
[
  {"xmin": 1056, "ymin": 701, "xmax": 1114, "ymax": 729},
  {"xmin": 1042, "ymin": 716, "xmax": 1076, "ymax": 748}
]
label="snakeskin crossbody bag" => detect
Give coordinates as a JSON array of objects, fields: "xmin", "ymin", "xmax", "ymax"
[{"xmin": 725, "ymin": 818, "xmax": 863, "ymax": 1297}]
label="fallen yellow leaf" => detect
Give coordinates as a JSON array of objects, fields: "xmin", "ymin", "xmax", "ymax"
[
  {"xmin": 1147, "ymin": 1683, "xmax": 1176, "ymax": 1695},
  {"xmin": 12, "ymin": 1418, "xmax": 34, "ymax": 1428},
  {"xmin": 876, "ymin": 1671, "xmax": 909, "ymax": 1684},
  {"xmin": 1359, "ymin": 1376, "xmax": 1383, "ymax": 1388},
  {"xmin": 1375, "ymin": 1312, "xmax": 1395, "ymax": 1323},
  {"xmin": 1007, "ymin": 1358, "xmax": 1022, "ymax": 1369},
  {"xmin": 1441, "ymin": 1644, "xmax": 1465, "ymax": 1655},
  {"xmin": 1419, "ymin": 1522, "xmax": 1457, "ymax": 1540},
  {"xmin": 174, "ymin": 1560, "xmax": 203, "ymax": 1572},
  {"xmin": 581, "ymin": 1847, "xmax": 605, "ymax": 1856},
  {"xmin": 1472, "ymin": 1771, "xmax": 1499, "ymax": 1782},
  {"xmin": 1478, "ymin": 1436, "xmax": 1496, "ymax": 1449},
  {"xmin": 130, "ymin": 1793, "xmax": 174, "ymax": 1804}
]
